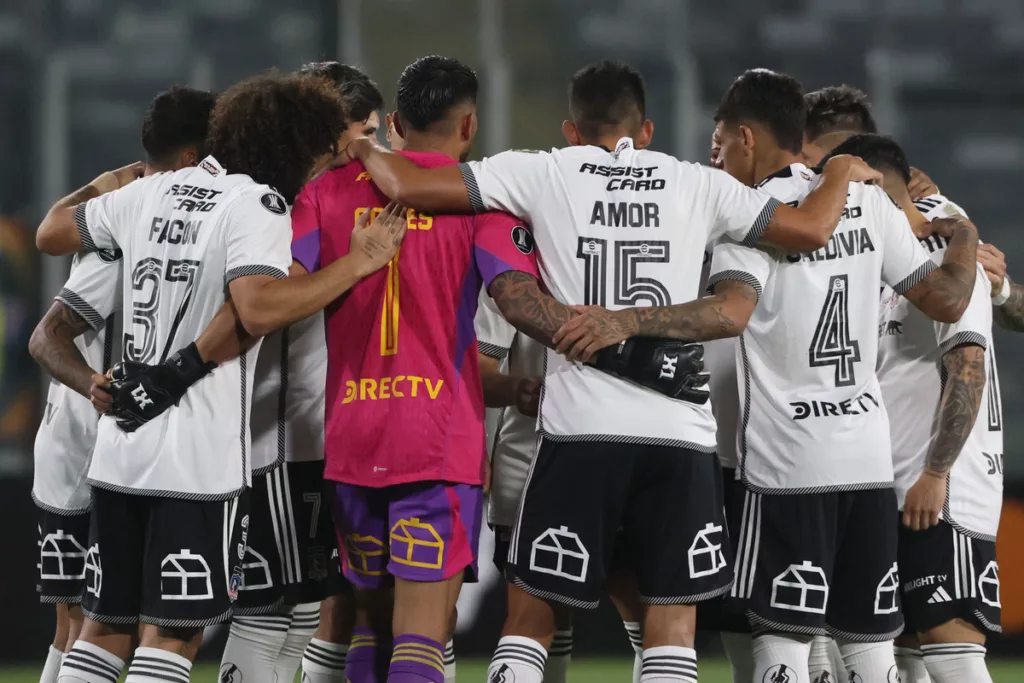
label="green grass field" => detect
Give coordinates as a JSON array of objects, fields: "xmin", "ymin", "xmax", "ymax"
[{"xmin": 5, "ymin": 658, "xmax": 1024, "ymax": 682}]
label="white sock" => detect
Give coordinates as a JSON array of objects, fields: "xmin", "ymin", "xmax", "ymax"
[
  {"xmin": 836, "ymin": 639, "xmax": 897, "ymax": 683},
  {"xmin": 489, "ymin": 635, "xmax": 546, "ymax": 683},
  {"xmin": 443, "ymin": 639, "xmax": 456, "ymax": 683},
  {"xmin": 41, "ymin": 646, "xmax": 64, "ymax": 683},
  {"xmin": 544, "ymin": 629, "xmax": 572, "ymax": 683},
  {"xmin": 720, "ymin": 632, "xmax": 754, "ymax": 683},
  {"xmin": 624, "ymin": 621, "xmax": 643, "ymax": 683},
  {"xmin": 827, "ymin": 639, "xmax": 845, "ymax": 681},
  {"xmin": 125, "ymin": 647, "xmax": 191, "ymax": 683},
  {"xmin": 221, "ymin": 614, "xmax": 291, "ymax": 683},
  {"xmin": 301, "ymin": 637, "xmax": 348, "ymax": 683},
  {"xmin": 57, "ymin": 641, "xmax": 125, "ymax": 683},
  {"xmin": 808, "ymin": 635, "xmax": 841, "ymax": 683},
  {"xmin": 277, "ymin": 604, "xmax": 319, "ymax": 683},
  {"xmin": 752, "ymin": 633, "xmax": 813, "ymax": 683},
  {"xmin": 640, "ymin": 645, "xmax": 697, "ymax": 683},
  {"xmin": 894, "ymin": 646, "xmax": 931, "ymax": 683},
  {"xmin": 921, "ymin": 643, "xmax": 992, "ymax": 683}
]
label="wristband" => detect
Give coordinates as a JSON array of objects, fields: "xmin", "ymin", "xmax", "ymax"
[{"xmin": 993, "ymin": 277, "xmax": 1011, "ymax": 306}]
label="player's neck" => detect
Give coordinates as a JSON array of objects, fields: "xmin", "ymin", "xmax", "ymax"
[
  {"xmin": 401, "ymin": 134, "xmax": 464, "ymax": 161},
  {"xmin": 582, "ymin": 132, "xmax": 635, "ymax": 152},
  {"xmin": 753, "ymin": 150, "xmax": 802, "ymax": 186},
  {"xmin": 901, "ymin": 199, "xmax": 931, "ymax": 237}
]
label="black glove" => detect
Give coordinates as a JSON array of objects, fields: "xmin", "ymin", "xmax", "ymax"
[
  {"xmin": 107, "ymin": 343, "xmax": 217, "ymax": 433},
  {"xmin": 593, "ymin": 338, "xmax": 710, "ymax": 404}
]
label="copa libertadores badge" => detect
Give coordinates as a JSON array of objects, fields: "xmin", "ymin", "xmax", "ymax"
[
  {"xmin": 260, "ymin": 192, "xmax": 287, "ymax": 215},
  {"xmin": 511, "ymin": 225, "xmax": 534, "ymax": 255}
]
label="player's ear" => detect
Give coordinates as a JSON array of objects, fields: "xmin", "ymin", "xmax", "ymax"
[
  {"xmin": 634, "ymin": 119, "xmax": 655, "ymax": 150},
  {"xmin": 562, "ymin": 120, "xmax": 581, "ymax": 146},
  {"xmin": 740, "ymin": 125, "xmax": 756, "ymax": 155},
  {"xmin": 181, "ymin": 147, "xmax": 198, "ymax": 168},
  {"xmin": 392, "ymin": 112, "xmax": 406, "ymax": 140},
  {"xmin": 459, "ymin": 110, "xmax": 476, "ymax": 143}
]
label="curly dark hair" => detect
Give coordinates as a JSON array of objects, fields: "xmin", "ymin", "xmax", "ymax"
[
  {"xmin": 206, "ymin": 72, "xmax": 346, "ymax": 203},
  {"xmin": 141, "ymin": 85, "xmax": 216, "ymax": 166}
]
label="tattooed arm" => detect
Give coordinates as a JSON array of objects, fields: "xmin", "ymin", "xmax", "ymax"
[
  {"xmin": 993, "ymin": 281, "xmax": 1024, "ymax": 332},
  {"xmin": 903, "ymin": 218, "xmax": 979, "ymax": 324},
  {"xmin": 902, "ymin": 343, "xmax": 987, "ymax": 530},
  {"xmin": 28, "ymin": 302, "xmax": 96, "ymax": 398},
  {"xmin": 551, "ymin": 279, "xmax": 758, "ymax": 363},
  {"xmin": 488, "ymin": 271, "xmax": 578, "ymax": 350}
]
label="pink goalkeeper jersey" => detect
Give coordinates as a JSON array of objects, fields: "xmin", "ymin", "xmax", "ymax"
[{"xmin": 291, "ymin": 151, "xmax": 540, "ymax": 487}]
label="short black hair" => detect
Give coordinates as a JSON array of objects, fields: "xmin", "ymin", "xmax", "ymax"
[
  {"xmin": 395, "ymin": 56, "xmax": 478, "ymax": 132},
  {"xmin": 141, "ymin": 86, "xmax": 217, "ymax": 165},
  {"xmin": 820, "ymin": 133, "xmax": 911, "ymax": 184},
  {"xmin": 300, "ymin": 61, "xmax": 384, "ymax": 125},
  {"xmin": 714, "ymin": 69, "xmax": 806, "ymax": 155},
  {"xmin": 568, "ymin": 60, "xmax": 646, "ymax": 139},
  {"xmin": 207, "ymin": 72, "xmax": 346, "ymax": 203},
  {"xmin": 804, "ymin": 85, "xmax": 877, "ymax": 140}
]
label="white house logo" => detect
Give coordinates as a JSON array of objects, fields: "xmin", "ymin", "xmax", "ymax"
[
  {"xmin": 237, "ymin": 545, "xmax": 273, "ymax": 593},
  {"xmin": 659, "ymin": 354, "xmax": 678, "ymax": 380},
  {"xmin": 160, "ymin": 549, "xmax": 213, "ymax": 600},
  {"xmin": 688, "ymin": 522, "xmax": 726, "ymax": 578},
  {"xmin": 39, "ymin": 529, "xmax": 88, "ymax": 581},
  {"xmin": 84, "ymin": 544, "xmax": 102, "ymax": 597},
  {"xmin": 529, "ymin": 526, "xmax": 589, "ymax": 583},
  {"xmin": 260, "ymin": 192, "xmax": 287, "ymax": 215},
  {"xmin": 132, "ymin": 384, "xmax": 153, "ymax": 409},
  {"xmin": 979, "ymin": 561, "xmax": 1000, "ymax": 607},
  {"xmin": 874, "ymin": 562, "xmax": 899, "ymax": 614},
  {"xmin": 771, "ymin": 561, "xmax": 828, "ymax": 614},
  {"xmin": 511, "ymin": 226, "xmax": 534, "ymax": 255}
]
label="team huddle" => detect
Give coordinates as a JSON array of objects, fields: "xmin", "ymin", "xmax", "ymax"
[{"xmin": 27, "ymin": 54, "xmax": 1019, "ymax": 683}]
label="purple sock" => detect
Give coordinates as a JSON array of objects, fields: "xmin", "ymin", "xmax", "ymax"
[
  {"xmin": 388, "ymin": 633, "xmax": 446, "ymax": 683},
  {"xmin": 346, "ymin": 628, "xmax": 383, "ymax": 683}
]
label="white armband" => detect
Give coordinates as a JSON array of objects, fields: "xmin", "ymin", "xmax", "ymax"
[{"xmin": 993, "ymin": 277, "xmax": 1011, "ymax": 306}]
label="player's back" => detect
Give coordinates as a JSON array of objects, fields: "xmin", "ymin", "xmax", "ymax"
[
  {"xmin": 79, "ymin": 156, "xmax": 292, "ymax": 499},
  {"xmin": 307, "ymin": 152, "xmax": 489, "ymax": 488},
  {"xmin": 708, "ymin": 163, "xmax": 934, "ymax": 492}
]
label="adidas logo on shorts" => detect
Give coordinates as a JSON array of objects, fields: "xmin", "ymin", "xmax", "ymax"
[{"xmin": 927, "ymin": 586, "xmax": 953, "ymax": 603}]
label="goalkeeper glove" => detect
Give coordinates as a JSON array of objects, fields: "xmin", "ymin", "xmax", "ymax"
[
  {"xmin": 593, "ymin": 338, "xmax": 710, "ymax": 404},
  {"xmin": 107, "ymin": 343, "xmax": 217, "ymax": 433}
]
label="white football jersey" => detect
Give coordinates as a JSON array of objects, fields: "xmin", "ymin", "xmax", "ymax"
[
  {"xmin": 76, "ymin": 155, "xmax": 293, "ymax": 500},
  {"xmin": 460, "ymin": 138, "xmax": 781, "ymax": 450},
  {"xmin": 475, "ymin": 291, "xmax": 543, "ymax": 527},
  {"xmin": 700, "ymin": 248, "xmax": 741, "ymax": 471},
  {"xmin": 32, "ymin": 251, "xmax": 123, "ymax": 513},
  {"xmin": 251, "ymin": 313, "xmax": 328, "ymax": 473},
  {"xmin": 879, "ymin": 194, "xmax": 1002, "ymax": 539},
  {"xmin": 708, "ymin": 164, "xmax": 935, "ymax": 493}
]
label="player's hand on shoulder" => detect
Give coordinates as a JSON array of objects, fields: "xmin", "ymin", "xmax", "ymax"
[
  {"xmin": 553, "ymin": 305, "xmax": 640, "ymax": 363},
  {"xmin": 349, "ymin": 201, "xmax": 408, "ymax": 276},
  {"xmin": 106, "ymin": 343, "xmax": 216, "ymax": 433},
  {"xmin": 92, "ymin": 161, "xmax": 146, "ymax": 195},
  {"xmin": 977, "ymin": 243, "xmax": 1007, "ymax": 296},
  {"xmin": 825, "ymin": 154, "xmax": 883, "ymax": 185},
  {"xmin": 929, "ymin": 215, "xmax": 977, "ymax": 239},
  {"xmin": 514, "ymin": 377, "xmax": 543, "ymax": 417},
  {"xmin": 908, "ymin": 167, "xmax": 940, "ymax": 200},
  {"xmin": 902, "ymin": 469, "xmax": 947, "ymax": 531}
]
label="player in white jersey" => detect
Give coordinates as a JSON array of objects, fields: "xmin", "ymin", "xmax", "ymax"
[
  {"xmin": 28, "ymin": 86, "xmax": 215, "ymax": 683},
  {"xmin": 341, "ymin": 58, "xmax": 882, "ymax": 683},
  {"xmin": 704, "ymin": 70, "xmax": 980, "ymax": 683},
  {"xmin": 219, "ymin": 62, "xmax": 384, "ymax": 683},
  {"xmin": 35, "ymin": 74, "xmax": 403, "ymax": 683},
  {"xmin": 845, "ymin": 135, "xmax": 1003, "ymax": 683}
]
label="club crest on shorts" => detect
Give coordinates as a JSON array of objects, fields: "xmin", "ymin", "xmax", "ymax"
[
  {"xmin": 160, "ymin": 549, "xmax": 213, "ymax": 600},
  {"xmin": 771, "ymin": 561, "xmax": 828, "ymax": 614},
  {"xmin": 39, "ymin": 529, "xmax": 88, "ymax": 581},
  {"xmin": 874, "ymin": 562, "xmax": 899, "ymax": 614},
  {"xmin": 260, "ymin": 192, "xmax": 287, "ymax": 215},
  {"xmin": 510, "ymin": 225, "xmax": 534, "ymax": 254},
  {"xmin": 530, "ymin": 526, "xmax": 589, "ymax": 582},
  {"xmin": 687, "ymin": 522, "xmax": 727, "ymax": 578},
  {"xmin": 762, "ymin": 664, "xmax": 794, "ymax": 683}
]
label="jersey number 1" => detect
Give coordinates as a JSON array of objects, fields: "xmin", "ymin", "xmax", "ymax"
[
  {"xmin": 576, "ymin": 237, "xmax": 672, "ymax": 306},
  {"xmin": 380, "ymin": 248, "xmax": 401, "ymax": 356},
  {"xmin": 809, "ymin": 274, "xmax": 861, "ymax": 387}
]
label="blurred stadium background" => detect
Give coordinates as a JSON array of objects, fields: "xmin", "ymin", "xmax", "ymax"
[{"xmin": 1, "ymin": 0, "xmax": 1023, "ymax": 679}]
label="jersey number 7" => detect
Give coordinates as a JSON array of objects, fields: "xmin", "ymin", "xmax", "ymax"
[{"xmin": 809, "ymin": 274, "xmax": 861, "ymax": 387}]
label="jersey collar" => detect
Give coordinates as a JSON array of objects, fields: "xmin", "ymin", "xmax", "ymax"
[
  {"xmin": 198, "ymin": 155, "xmax": 225, "ymax": 177},
  {"xmin": 755, "ymin": 162, "xmax": 805, "ymax": 188},
  {"xmin": 595, "ymin": 137, "xmax": 636, "ymax": 158}
]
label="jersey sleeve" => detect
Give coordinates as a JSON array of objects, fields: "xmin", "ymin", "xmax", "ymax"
[
  {"xmin": 700, "ymin": 165, "xmax": 782, "ymax": 246},
  {"xmin": 290, "ymin": 181, "xmax": 322, "ymax": 273},
  {"xmin": 475, "ymin": 290, "xmax": 517, "ymax": 360},
  {"xmin": 706, "ymin": 238, "xmax": 774, "ymax": 301},
  {"xmin": 458, "ymin": 151, "xmax": 547, "ymax": 218},
  {"xmin": 473, "ymin": 212, "xmax": 541, "ymax": 289},
  {"xmin": 76, "ymin": 178, "xmax": 150, "ymax": 251},
  {"xmin": 876, "ymin": 190, "xmax": 936, "ymax": 295},
  {"xmin": 936, "ymin": 265, "xmax": 992, "ymax": 355},
  {"xmin": 55, "ymin": 251, "xmax": 124, "ymax": 331},
  {"xmin": 224, "ymin": 189, "xmax": 293, "ymax": 284}
]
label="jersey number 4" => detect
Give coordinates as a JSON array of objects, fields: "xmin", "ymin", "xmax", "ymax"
[
  {"xmin": 576, "ymin": 237, "xmax": 671, "ymax": 306},
  {"xmin": 809, "ymin": 274, "xmax": 861, "ymax": 387}
]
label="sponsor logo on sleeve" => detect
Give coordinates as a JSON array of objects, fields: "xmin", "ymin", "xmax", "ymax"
[
  {"xmin": 511, "ymin": 225, "xmax": 534, "ymax": 255},
  {"xmin": 260, "ymin": 192, "xmax": 287, "ymax": 215}
]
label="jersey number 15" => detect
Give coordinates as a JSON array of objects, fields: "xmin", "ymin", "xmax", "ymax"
[{"xmin": 576, "ymin": 237, "xmax": 672, "ymax": 306}]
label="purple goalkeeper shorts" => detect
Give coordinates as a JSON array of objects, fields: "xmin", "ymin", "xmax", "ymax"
[{"xmin": 329, "ymin": 481, "xmax": 483, "ymax": 589}]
